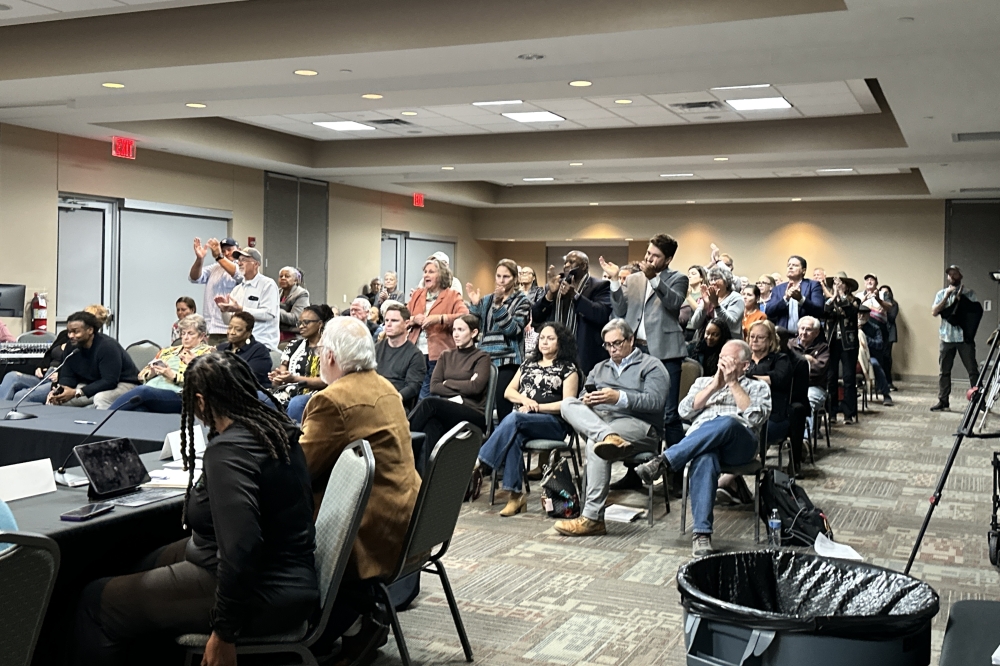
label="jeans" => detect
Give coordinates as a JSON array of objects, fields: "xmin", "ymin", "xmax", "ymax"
[
  {"xmin": 559, "ymin": 397, "xmax": 659, "ymax": 521},
  {"xmin": 938, "ymin": 340, "xmax": 978, "ymax": 404},
  {"xmin": 418, "ymin": 358, "xmax": 437, "ymax": 400},
  {"xmin": 287, "ymin": 393, "xmax": 312, "ymax": 423},
  {"xmin": 869, "ymin": 349, "xmax": 891, "ymax": 398},
  {"xmin": 108, "ymin": 385, "xmax": 183, "ymax": 413},
  {"xmin": 408, "ymin": 397, "xmax": 485, "ymax": 475},
  {"xmin": 805, "ymin": 386, "xmax": 827, "ymax": 435},
  {"xmin": 0, "ymin": 371, "xmax": 39, "ymax": 400},
  {"xmin": 477, "ymin": 411, "xmax": 567, "ymax": 492},
  {"xmin": 664, "ymin": 416, "xmax": 757, "ymax": 535},
  {"xmin": 828, "ymin": 340, "xmax": 858, "ymax": 419}
]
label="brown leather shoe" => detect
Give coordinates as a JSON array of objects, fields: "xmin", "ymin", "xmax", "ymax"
[
  {"xmin": 554, "ymin": 516, "xmax": 607, "ymax": 537},
  {"xmin": 525, "ymin": 466, "xmax": 544, "ymax": 481},
  {"xmin": 593, "ymin": 434, "xmax": 636, "ymax": 462}
]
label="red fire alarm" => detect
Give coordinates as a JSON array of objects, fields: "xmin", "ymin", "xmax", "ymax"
[
  {"xmin": 413, "ymin": 193, "xmax": 425, "ymax": 208},
  {"xmin": 111, "ymin": 136, "xmax": 136, "ymax": 160},
  {"xmin": 247, "ymin": 237, "xmax": 257, "ymax": 248}
]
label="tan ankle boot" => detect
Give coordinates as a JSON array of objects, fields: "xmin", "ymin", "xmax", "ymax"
[{"xmin": 500, "ymin": 492, "xmax": 527, "ymax": 517}]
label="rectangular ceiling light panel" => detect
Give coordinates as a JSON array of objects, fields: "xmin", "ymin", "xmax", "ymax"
[
  {"xmin": 313, "ymin": 121, "xmax": 377, "ymax": 131},
  {"xmin": 502, "ymin": 111, "xmax": 566, "ymax": 123},
  {"xmin": 726, "ymin": 97, "xmax": 792, "ymax": 111},
  {"xmin": 472, "ymin": 100, "xmax": 523, "ymax": 106}
]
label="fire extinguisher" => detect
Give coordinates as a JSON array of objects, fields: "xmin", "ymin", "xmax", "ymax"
[{"xmin": 31, "ymin": 292, "xmax": 48, "ymax": 332}]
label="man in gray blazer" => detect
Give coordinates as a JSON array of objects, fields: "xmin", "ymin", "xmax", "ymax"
[{"xmin": 600, "ymin": 234, "xmax": 689, "ymax": 458}]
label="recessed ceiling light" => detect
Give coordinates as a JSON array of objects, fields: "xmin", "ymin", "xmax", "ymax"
[
  {"xmin": 565, "ymin": 238, "xmax": 573, "ymax": 241},
  {"xmin": 614, "ymin": 99, "xmax": 633, "ymax": 105},
  {"xmin": 569, "ymin": 80, "xmax": 593, "ymax": 87},
  {"xmin": 294, "ymin": 70, "xmax": 318, "ymax": 76},
  {"xmin": 313, "ymin": 121, "xmax": 377, "ymax": 131},
  {"xmin": 726, "ymin": 97, "xmax": 792, "ymax": 111},
  {"xmin": 816, "ymin": 168, "xmax": 854, "ymax": 173},
  {"xmin": 589, "ymin": 202, "xmax": 599, "ymax": 206},
  {"xmin": 339, "ymin": 69, "xmax": 353, "ymax": 73},
  {"xmin": 625, "ymin": 238, "xmax": 633, "ymax": 241},
  {"xmin": 686, "ymin": 200, "xmax": 696, "ymax": 204},
  {"xmin": 507, "ymin": 239, "xmax": 515, "ymax": 242},
  {"xmin": 361, "ymin": 93, "xmax": 383, "ymax": 100},
  {"xmin": 523, "ymin": 177, "xmax": 555, "ymax": 182},
  {"xmin": 102, "ymin": 82, "xmax": 125, "ymax": 89},
  {"xmin": 714, "ymin": 157, "xmax": 729, "ymax": 162},
  {"xmin": 660, "ymin": 173, "xmax": 694, "ymax": 178},
  {"xmin": 441, "ymin": 166, "xmax": 455, "ymax": 170},
  {"xmin": 792, "ymin": 198, "xmax": 802, "ymax": 201},
  {"xmin": 711, "ymin": 83, "xmax": 770, "ymax": 90},
  {"xmin": 569, "ymin": 162, "xmax": 584, "ymax": 166},
  {"xmin": 472, "ymin": 99, "xmax": 523, "ymax": 107},
  {"xmin": 518, "ymin": 53, "xmax": 545, "ymax": 60},
  {"xmin": 185, "ymin": 103, "xmax": 207, "ymax": 108},
  {"xmin": 503, "ymin": 111, "xmax": 565, "ymax": 123},
  {"xmin": 401, "ymin": 111, "xmax": 418, "ymax": 116}
]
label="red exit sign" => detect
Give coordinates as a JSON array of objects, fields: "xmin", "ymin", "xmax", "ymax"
[
  {"xmin": 112, "ymin": 136, "xmax": 136, "ymax": 160},
  {"xmin": 413, "ymin": 192, "xmax": 425, "ymax": 207}
]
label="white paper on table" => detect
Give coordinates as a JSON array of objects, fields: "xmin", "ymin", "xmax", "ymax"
[
  {"xmin": 0, "ymin": 459, "xmax": 57, "ymax": 502},
  {"xmin": 992, "ymin": 641, "xmax": 1000, "ymax": 665},
  {"xmin": 814, "ymin": 532, "xmax": 864, "ymax": 561},
  {"xmin": 145, "ymin": 468, "xmax": 202, "ymax": 488},
  {"xmin": 604, "ymin": 504, "xmax": 645, "ymax": 523},
  {"xmin": 159, "ymin": 426, "xmax": 207, "ymax": 460},
  {"xmin": 163, "ymin": 459, "xmax": 203, "ymax": 470}
]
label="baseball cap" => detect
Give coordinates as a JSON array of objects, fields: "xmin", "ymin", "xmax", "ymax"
[
  {"xmin": 233, "ymin": 247, "xmax": 262, "ymax": 263},
  {"xmin": 431, "ymin": 251, "xmax": 451, "ymax": 266},
  {"xmin": 863, "ymin": 273, "xmax": 877, "ymax": 281},
  {"xmin": 220, "ymin": 237, "xmax": 238, "ymax": 247}
]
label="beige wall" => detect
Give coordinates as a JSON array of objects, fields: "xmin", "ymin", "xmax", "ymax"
[
  {"xmin": 0, "ymin": 124, "xmax": 264, "ymax": 335},
  {"xmin": 475, "ymin": 201, "xmax": 946, "ymax": 377}
]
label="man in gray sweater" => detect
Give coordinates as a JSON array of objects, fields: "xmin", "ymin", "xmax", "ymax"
[
  {"xmin": 555, "ymin": 318, "xmax": 668, "ymax": 536},
  {"xmin": 375, "ymin": 303, "xmax": 426, "ymax": 411}
]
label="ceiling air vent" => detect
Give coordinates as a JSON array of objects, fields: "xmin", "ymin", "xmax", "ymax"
[
  {"xmin": 369, "ymin": 119, "xmax": 413, "ymax": 127},
  {"xmin": 668, "ymin": 101, "xmax": 726, "ymax": 114},
  {"xmin": 952, "ymin": 132, "xmax": 1000, "ymax": 142},
  {"xmin": 959, "ymin": 187, "xmax": 1000, "ymax": 193}
]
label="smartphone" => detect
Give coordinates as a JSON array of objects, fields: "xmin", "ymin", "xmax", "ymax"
[
  {"xmin": 60, "ymin": 502, "xmax": 115, "ymax": 522},
  {"xmin": 585, "ymin": 383, "xmax": 598, "ymax": 393}
]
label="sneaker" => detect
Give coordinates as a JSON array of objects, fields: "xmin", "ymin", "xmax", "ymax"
[
  {"xmin": 930, "ymin": 402, "xmax": 949, "ymax": 412},
  {"xmin": 635, "ymin": 455, "xmax": 670, "ymax": 485},
  {"xmin": 715, "ymin": 487, "xmax": 740, "ymax": 506},
  {"xmin": 592, "ymin": 434, "xmax": 636, "ymax": 462},
  {"xmin": 609, "ymin": 468, "xmax": 644, "ymax": 491},
  {"xmin": 692, "ymin": 534, "xmax": 715, "ymax": 557},
  {"xmin": 553, "ymin": 516, "xmax": 607, "ymax": 537},
  {"xmin": 882, "ymin": 396, "xmax": 894, "ymax": 407}
]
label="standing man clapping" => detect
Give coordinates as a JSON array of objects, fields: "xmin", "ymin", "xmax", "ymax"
[{"xmin": 189, "ymin": 237, "xmax": 242, "ymax": 345}]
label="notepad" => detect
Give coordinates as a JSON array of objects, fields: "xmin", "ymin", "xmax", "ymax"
[{"xmin": 604, "ymin": 504, "xmax": 645, "ymax": 523}]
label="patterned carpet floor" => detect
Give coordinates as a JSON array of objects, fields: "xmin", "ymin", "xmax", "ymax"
[{"xmin": 372, "ymin": 380, "xmax": 1000, "ymax": 665}]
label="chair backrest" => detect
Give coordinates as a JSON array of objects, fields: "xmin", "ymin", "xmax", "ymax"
[
  {"xmin": 679, "ymin": 357, "xmax": 702, "ymax": 400},
  {"xmin": 308, "ymin": 440, "xmax": 375, "ymax": 642},
  {"xmin": 0, "ymin": 531, "xmax": 60, "ymax": 666},
  {"xmin": 17, "ymin": 330, "xmax": 55, "ymax": 343},
  {"xmin": 483, "ymin": 364, "xmax": 499, "ymax": 436},
  {"xmin": 125, "ymin": 340, "xmax": 161, "ymax": 369},
  {"xmin": 391, "ymin": 421, "xmax": 483, "ymax": 581},
  {"xmin": 269, "ymin": 349, "xmax": 283, "ymax": 372}
]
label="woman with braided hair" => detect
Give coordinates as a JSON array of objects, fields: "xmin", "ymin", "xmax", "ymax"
[{"xmin": 75, "ymin": 351, "xmax": 319, "ymax": 666}]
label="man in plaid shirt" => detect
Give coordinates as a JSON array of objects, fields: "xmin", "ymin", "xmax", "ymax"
[{"xmin": 635, "ymin": 339, "xmax": 771, "ymax": 556}]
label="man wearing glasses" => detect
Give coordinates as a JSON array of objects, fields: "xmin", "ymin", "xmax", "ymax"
[
  {"xmin": 554, "ymin": 319, "xmax": 668, "ymax": 537},
  {"xmin": 215, "ymin": 247, "xmax": 281, "ymax": 350}
]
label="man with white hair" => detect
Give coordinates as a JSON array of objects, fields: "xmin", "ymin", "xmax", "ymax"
[
  {"xmin": 298, "ymin": 316, "xmax": 422, "ymax": 664},
  {"xmin": 215, "ymin": 247, "xmax": 280, "ymax": 350},
  {"xmin": 430, "ymin": 251, "xmax": 464, "ymax": 296},
  {"xmin": 635, "ymin": 339, "xmax": 771, "ymax": 557},
  {"xmin": 349, "ymin": 297, "xmax": 378, "ymax": 338},
  {"xmin": 788, "ymin": 315, "xmax": 830, "ymax": 414}
]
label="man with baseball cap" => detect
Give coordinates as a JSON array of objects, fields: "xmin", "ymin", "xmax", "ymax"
[
  {"xmin": 216, "ymin": 247, "xmax": 281, "ymax": 350},
  {"xmin": 930, "ymin": 265, "xmax": 981, "ymax": 411},
  {"xmin": 189, "ymin": 237, "xmax": 242, "ymax": 344}
]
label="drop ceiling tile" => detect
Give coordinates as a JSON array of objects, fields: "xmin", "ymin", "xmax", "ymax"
[
  {"xmin": 284, "ymin": 113, "xmax": 338, "ymax": 122},
  {"xmin": 376, "ymin": 125, "xmax": 441, "ymax": 137},
  {"xmin": 681, "ymin": 111, "xmax": 743, "ymax": 123},
  {"xmin": 586, "ymin": 95, "xmax": 658, "ymax": 109},
  {"xmin": 611, "ymin": 107, "xmax": 686, "ymax": 124},
  {"xmin": 330, "ymin": 110, "xmax": 393, "ymax": 121},
  {"xmin": 797, "ymin": 102, "xmax": 864, "ymax": 116},
  {"xmin": 434, "ymin": 125, "xmax": 490, "ymax": 135},
  {"xmin": 736, "ymin": 108, "xmax": 803, "ymax": 120},
  {"xmin": 0, "ymin": 0, "xmax": 58, "ymax": 18},
  {"xmin": 425, "ymin": 104, "xmax": 502, "ymax": 120},
  {"xmin": 372, "ymin": 107, "xmax": 444, "ymax": 119},
  {"xmin": 648, "ymin": 91, "xmax": 718, "ymax": 106},
  {"xmin": 855, "ymin": 167, "xmax": 905, "ymax": 175},
  {"xmin": 776, "ymin": 81, "xmax": 852, "ymax": 99},
  {"xmin": 403, "ymin": 115, "xmax": 471, "ymax": 128},
  {"xmin": 27, "ymin": 0, "xmax": 119, "ymax": 10},
  {"xmin": 574, "ymin": 117, "xmax": 636, "ymax": 129},
  {"xmin": 475, "ymin": 124, "xmax": 536, "ymax": 133},
  {"xmin": 698, "ymin": 171, "xmax": 740, "ymax": 180},
  {"xmin": 532, "ymin": 98, "xmax": 604, "ymax": 113},
  {"xmin": 709, "ymin": 86, "xmax": 778, "ymax": 102},
  {"xmin": 557, "ymin": 108, "xmax": 622, "ymax": 121}
]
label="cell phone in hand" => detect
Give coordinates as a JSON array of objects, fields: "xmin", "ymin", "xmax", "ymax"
[
  {"xmin": 585, "ymin": 383, "xmax": 598, "ymax": 393},
  {"xmin": 60, "ymin": 502, "xmax": 114, "ymax": 522}
]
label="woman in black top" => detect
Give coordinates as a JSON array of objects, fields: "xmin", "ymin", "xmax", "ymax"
[
  {"xmin": 746, "ymin": 320, "xmax": 794, "ymax": 444},
  {"xmin": 75, "ymin": 352, "xmax": 319, "ymax": 666},
  {"xmin": 215, "ymin": 311, "xmax": 273, "ymax": 387},
  {"xmin": 692, "ymin": 318, "xmax": 732, "ymax": 376}
]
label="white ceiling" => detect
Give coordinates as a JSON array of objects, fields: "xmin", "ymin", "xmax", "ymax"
[{"xmin": 0, "ymin": 0, "xmax": 244, "ymax": 26}]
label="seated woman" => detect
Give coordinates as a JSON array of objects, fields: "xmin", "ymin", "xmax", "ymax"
[
  {"xmin": 170, "ymin": 297, "xmax": 196, "ymax": 346},
  {"xmin": 741, "ymin": 284, "xmax": 768, "ymax": 340},
  {"xmin": 269, "ymin": 304, "xmax": 335, "ymax": 422},
  {"xmin": 477, "ymin": 322, "xmax": 579, "ymax": 517},
  {"xmin": 75, "ymin": 352, "xmax": 319, "ymax": 666},
  {"xmin": 278, "ymin": 266, "xmax": 310, "ymax": 346},
  {"xmin": 408, "ymin": 314, "xmax": 491, "ymax": 475},
  {"xmin": 109, "ymin": 314, "xmax": 213, "ymax": 413},
  {"xmin": 0, "ymin": 303, "xmax": 107, "ymax": 403},
  {"xmin": 692, "ymin": 318, "xmax": 732, "ymax": 377},
  {"xmin": 216, "ymin": 311, "xmax": 273, "ymax": 387}
]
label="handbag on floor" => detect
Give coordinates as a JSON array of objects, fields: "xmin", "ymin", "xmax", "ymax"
[
  {"xmin": 758, "ymin": 467, "xmax": 833, "ymax": 546},
  {"xmin": 540, "ymin": 456, "xmax": 580, "ymax": 519}
]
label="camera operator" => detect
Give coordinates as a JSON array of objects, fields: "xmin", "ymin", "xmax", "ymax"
[
  {"xmin": 930, "ymin": 265, "xmax": 981, "ymax": 412},
  {"xmin": 532, "ymin": 250, "xmax": 612, "ymax": 376}
]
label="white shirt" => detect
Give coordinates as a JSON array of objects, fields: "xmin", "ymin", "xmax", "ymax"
[
  {"xmin": 191, "ymin": 262, "xmax": 242, "ymax": 335},
  {"xmin": 225, "ymin": 272, "xmax": 280, "ymax": 349}
]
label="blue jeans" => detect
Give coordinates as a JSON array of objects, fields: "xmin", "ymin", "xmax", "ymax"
[
  {"xmin": 869, "ymin": 350, "xmax": 891, "ymax": 397},
  {"xmin": 0, "ymin": 371, "xmax": 40, "ymax": 401},
  {"xmin": 665, "ymin": 416, "xmax": 757, "ymax": 535},
  {"xmin": 477, "ymin": 411, "xmax": 567, "ymax": 492},
  {"xmin": 108, "ymin": 385, "xmax": 183, "ymax": 413},
  {"xmin": 418, "ymin": 359, "xmax": 436, "ymax": 400},
  {"xmin": 287, "ymin": 393, "xmax": 312, "ymax": 423}
]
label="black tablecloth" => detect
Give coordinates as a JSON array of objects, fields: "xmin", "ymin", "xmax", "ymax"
[
  {"xmin": 0, "ymin": 400, "xmax": 181, "ymax": 469},
  {"xmin": 10, "ymin": 452, "xmax": 187, "ymax": 665}
]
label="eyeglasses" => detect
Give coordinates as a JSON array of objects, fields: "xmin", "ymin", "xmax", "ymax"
[
  {"xmin": 297, "ymin": 319, "xmax": 322, "ymax": 326},
  {"xmin": 602, "ymin": 339, "xmax": 629, "ymax": 350}
]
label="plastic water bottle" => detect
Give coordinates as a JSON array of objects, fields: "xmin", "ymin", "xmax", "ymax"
[{"xmin": 768, "ymin": 509, "xmax": 782, "ymax": 548}]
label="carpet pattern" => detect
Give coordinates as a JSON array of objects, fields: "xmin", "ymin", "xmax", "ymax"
[{"xmin": 372, "ymin": 380, "xmax": 1000, "ymax": 665}]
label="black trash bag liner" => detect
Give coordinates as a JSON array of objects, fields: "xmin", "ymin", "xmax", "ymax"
[{"xmin": 677, "ymin": 550, "xmax": 939, "ymax": 639}]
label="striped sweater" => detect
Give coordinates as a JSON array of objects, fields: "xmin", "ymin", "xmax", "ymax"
[{"xmin": 468, "ymin": 290, "xmax": 531, "ymax": 367}]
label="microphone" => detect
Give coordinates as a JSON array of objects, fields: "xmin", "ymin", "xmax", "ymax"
[
  {"xmin": 4, "ymin": 348, "xmax": 79, "ymax": 421},
  {"xmin": 54, "ymin": 395, "xmax": 142, "ymax": 483}
]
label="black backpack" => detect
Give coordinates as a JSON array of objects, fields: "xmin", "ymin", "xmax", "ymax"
[{"xmin": 758, "ymin": 468, "xmax": 833, "ymax": 546}]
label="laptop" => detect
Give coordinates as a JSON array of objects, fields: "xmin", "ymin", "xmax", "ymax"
[{"xmin": 73, "ymin": 438, "xmax": 184, "ymax": 507}]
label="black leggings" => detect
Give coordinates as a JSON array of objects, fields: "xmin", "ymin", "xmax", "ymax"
[{"xmin": 408, "ymin": 397, "xmax": 485, "ymax": 475}]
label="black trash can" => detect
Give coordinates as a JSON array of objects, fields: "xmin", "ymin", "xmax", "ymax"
[{"xmin": 676, "ymin": 550, "xmax": 939, "ymax": 666}]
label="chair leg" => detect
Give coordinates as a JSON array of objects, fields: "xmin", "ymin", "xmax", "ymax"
[
  {"xmin": 680, "ymin": 462, "xmax": 690, "ymax": 535},
  {"xmin": 662, "ymin": 472, "xmax": 670, "ymax": 515},
  {"xmin": 377, "ymin": 582, "xmax": 412, "ymax": 666},
  {"xmin": 489, "ymin": 468, "xmax": 498, "ymax": 505},
  {"xmin": 433, "ymin": 561, "xmax": 474, "ymax": 662},
  {"xmin": 647, "ymin": 479, "xmax": 654, "ymax": 527},
  {"xmin": 754, "ymin": 470, "xmax": 761, "ymax": 544},
  {"xmin": 568, "ymin": 447, "xmax": 582, "ymax": 498}
]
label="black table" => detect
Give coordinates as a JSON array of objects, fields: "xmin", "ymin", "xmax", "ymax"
[
  {"xmin": 0, "ymin": 400, "xmax": 181, "ymax": 469},
  {"xmin": 10, "ymin": 451, "xmax": 187, "ymax": 665}
]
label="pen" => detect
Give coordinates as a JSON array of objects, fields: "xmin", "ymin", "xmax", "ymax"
[{"xmin": 74, "ymin": 420, "xmax": 98, "ymax": 425}]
